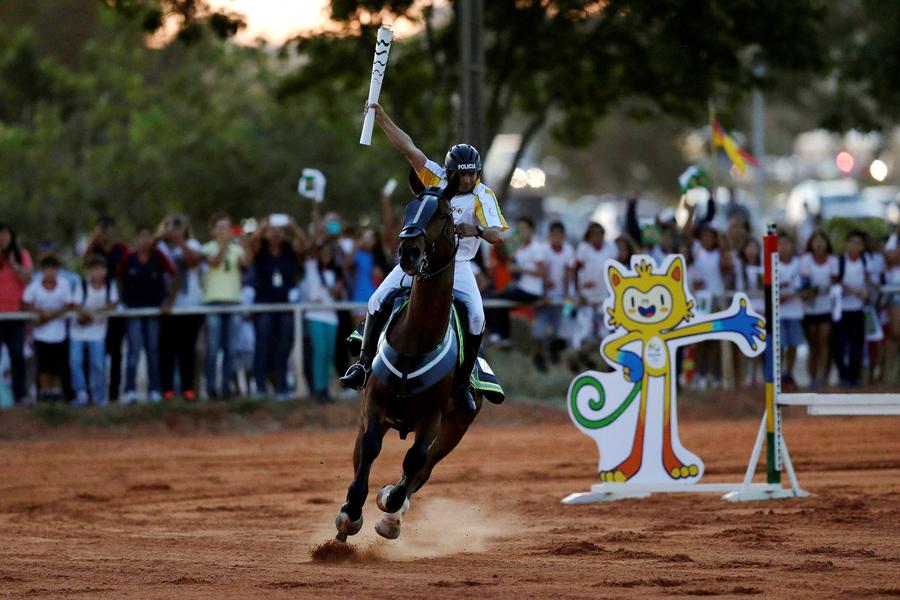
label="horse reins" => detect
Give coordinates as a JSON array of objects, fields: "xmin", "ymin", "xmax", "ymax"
[{"xmin": 416, "ymin": 210, "xmax": 458, "ymax": 280}]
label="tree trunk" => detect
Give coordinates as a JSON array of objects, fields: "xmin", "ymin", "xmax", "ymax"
[{"xmin": 495, "ymin": 113, "xmax": 545, "ymax": 201}]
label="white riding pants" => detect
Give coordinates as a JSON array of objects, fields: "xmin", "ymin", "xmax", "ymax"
[{"xmin": 367, "ymin": 261, "xmax": 485, "ymax": 334}]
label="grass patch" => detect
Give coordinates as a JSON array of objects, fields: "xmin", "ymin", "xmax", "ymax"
[{"xmin": 32, "ymin": 403, "xmax": 76, "ymax": 427}]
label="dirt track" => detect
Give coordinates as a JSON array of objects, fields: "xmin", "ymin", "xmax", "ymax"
[{"xmin": 1, "ymin": 411, "xmax": 900, "ymax": 599}]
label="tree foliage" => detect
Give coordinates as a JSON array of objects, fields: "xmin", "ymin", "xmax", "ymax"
[
  {"xmin": 0, "ymin": 1, "xmax": 399, "ymax": 246},
  {"xmin": 283, "ymin": 0, "xmax": 827, "ymax": 198}
]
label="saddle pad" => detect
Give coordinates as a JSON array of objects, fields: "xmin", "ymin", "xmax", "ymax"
[
  {"xmin": 369, "ymin": 303, "xmax": 460, "ymax": 398},
  {"xmin": 471, "ymin": 352, "xmax": 505, "ymax": 404},
  {"xmin": 347, "ymin": 300, "xmax": 504, "ymax": 403}
]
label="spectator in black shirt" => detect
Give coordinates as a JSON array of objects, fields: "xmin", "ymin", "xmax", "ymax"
[
  {"xmin": 85, "ymin": 216, "xmax": 130, "ymax": 402},
  {"xmin": 117, "ymin": 226, "xmax": 177, "ymax": 403},
  {"xmin": 245, "ymin": 216, "xmax": 307, "ymax": 399}
]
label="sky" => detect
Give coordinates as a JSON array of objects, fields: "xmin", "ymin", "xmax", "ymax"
[{"xmin": 206, "ymin": 0, "xmax": 332, "ymax": 44}]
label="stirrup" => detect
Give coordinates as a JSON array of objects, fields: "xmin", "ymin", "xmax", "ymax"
[
  {"xmin": 454, "ymin": 384, "xmax": 477, "ymax": 413},
  {"xmin": 339, "ymin": 363, "xmax": 369, "ymax": 390}
]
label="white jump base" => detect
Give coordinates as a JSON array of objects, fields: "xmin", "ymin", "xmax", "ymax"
[
  {"xmin": 562, "ymin": 410, "xmax": 810, "ymax": 504},
  {"xmin": 562, "ymin": 483, "xmax": 791, "ymax": 504},
  {"xmin": 779, "ymin": 393, "xmax": 900, "ymax": 416}
]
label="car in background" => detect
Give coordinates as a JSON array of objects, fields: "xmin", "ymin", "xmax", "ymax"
[
  {"xmin": 861, "ymin": 185, "xmax": 900, "ymax": 224},
  {"xmin": 785, "ymin": 179, "xmax": 885, "ymax": 225}
]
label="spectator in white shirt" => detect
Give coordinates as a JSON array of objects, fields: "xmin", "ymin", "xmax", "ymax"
[
  {"xmin": 735, "ymin": 237, "xmax": 764, "ymax": 387},
  {"xmin": 489, "ymin": 217, "xmax": 547, "ymax": 346},
  {"xmin": 689, "ymin": 225, "xmax": 733, "ymax": 389},
  {"xmin": 157, "ymin": 214, "xmax": 205, "ymax": 400},
  {"xmin": 882, "ymin": 248, "xmax": 900, "ymax": 380},
  {"xmin": 864, "ymin": 234, "xmax": 887, "ymax": 384},
  {"xmin": 798, "ymin": 229, "xmax": 838, "ymax": 388},
  {"xmin": 833, "ymin": 230, "xmax": 875, "ymax": 387},
  {"xmin": 573, "ymin": 222, "xmax": 617, "ymax": 354},
  {"xmin": 535, "ymin": 221, "xmax": 575, "ymax": 369},
  {"xmin": 300, "ymin": 243, "xmax": 345, "ymax": 404},
  {"xmin": 777, "ymin": 232, "xmax": 804, "ymax": 387},
  {"xmin": 22, "ymin": 255, "xmax": 74, "ymax": 402},
  {"xmin": 70, "ymin": 256, "xmax": 119, "ymax": 406}
]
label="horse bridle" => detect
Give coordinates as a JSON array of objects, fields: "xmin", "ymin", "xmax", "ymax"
[
  {"xmin": 418, "ymin": 209, "xmax": 458, "ymax": 279},
  {"xmin": 399, "ymin": 192, "xmax": 459, "ymax": 280}
]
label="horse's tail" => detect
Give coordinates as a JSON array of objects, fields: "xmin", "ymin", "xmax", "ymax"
[{"xmin": 567, "ymin": 374, "xmax": 642, "ymax": 430}]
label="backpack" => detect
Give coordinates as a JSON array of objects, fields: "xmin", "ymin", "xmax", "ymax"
[{"xmin": 837, "ymin": 253, "xmax": 868, "ymax": 283}]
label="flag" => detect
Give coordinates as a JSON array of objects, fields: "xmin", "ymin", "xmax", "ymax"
[
  {"xmin": 298, "ymin": 168, "xmax": 326, "ymax": 203},
  {"xmin": 711, "ymin": 120, "xmax": 758, "ymax": 174},
  {"xmin": 678, "ymin": 165, "xmax": 709, "ymax": 193}
]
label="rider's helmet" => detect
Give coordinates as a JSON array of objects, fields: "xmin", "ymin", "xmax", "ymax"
[{"xmin": 444, "ymin": 144, "xmax": 482, "ymax": 175}]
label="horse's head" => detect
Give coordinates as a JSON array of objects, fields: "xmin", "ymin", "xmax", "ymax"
[{"xmin": 398, "ymin": 170, "xmax": 459, "ymax": 277}]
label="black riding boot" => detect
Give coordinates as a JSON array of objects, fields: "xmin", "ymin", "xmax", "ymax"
[
  {"xmin": 339, "ymin": 310, "xmax": 387, "ymax": 390},
  {"xmin": 453, "ymin": 331, "xmax": 484, "ymax": 413}
]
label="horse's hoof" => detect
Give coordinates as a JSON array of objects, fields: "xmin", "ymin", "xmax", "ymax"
[
  {"xmin": 374, "ymin": 514, "xmax": 402, "ymax": 540},
  {"xmin": 376, "ymin": 485, "xmax": 393, "ymax": 512},
  {"xmin": 335, "ymin": 511, "xmax": 363, "ymax": 537}
]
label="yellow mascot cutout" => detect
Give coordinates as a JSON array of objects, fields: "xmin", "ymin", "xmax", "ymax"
[{"xmin": 567, "ymin": 254, "xmax": 765, "ymax": 487}]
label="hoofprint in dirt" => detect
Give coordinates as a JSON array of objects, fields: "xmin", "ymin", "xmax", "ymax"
[{"xmin": 1, "ymin": 418, "xmax": 899, "ymax": 599}]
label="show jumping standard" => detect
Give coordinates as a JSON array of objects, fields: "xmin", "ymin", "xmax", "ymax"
[{"xmin": 334, "ymin": 173, "xmax": 486, "ymax": 542}]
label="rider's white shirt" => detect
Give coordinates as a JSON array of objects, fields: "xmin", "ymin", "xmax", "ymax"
[{"xmin": 416, "ymin": 159, "xmax": 508, "ymax": 262}]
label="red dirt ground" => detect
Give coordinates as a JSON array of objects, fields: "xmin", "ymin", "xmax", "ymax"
[{"xmin": 1, "ymin": 410, "xmax": 899, "ymax": 599}]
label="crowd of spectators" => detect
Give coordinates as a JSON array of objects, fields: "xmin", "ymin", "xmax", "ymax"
[{"xmin": 1, "ymin": 189, "xmax": 899, "ymax": 407}]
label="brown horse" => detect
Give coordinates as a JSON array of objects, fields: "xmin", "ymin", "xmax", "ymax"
[{"xmin": 334, "ymin": 172, "xmax": 482, "ymax": 541}]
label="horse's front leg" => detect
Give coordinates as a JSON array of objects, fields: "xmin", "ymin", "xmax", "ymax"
[
  {"xmin": 408, "ymin": 398, "xmax": 479, "ymax": 496},
  {"xmin": 335, "ymin": 407, "xmax": 386, "ymax": 541},
  {"xmin": 375, "ymin": 411, "xmax": 442, "ymax": 539}
]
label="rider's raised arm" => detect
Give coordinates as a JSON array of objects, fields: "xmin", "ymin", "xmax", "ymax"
[{"xmin": 370, "ymin": 103, "xmax": 427, "ymax": 171}]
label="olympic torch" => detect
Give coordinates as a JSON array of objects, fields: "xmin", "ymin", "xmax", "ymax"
[{"xmin": 359, "ymin": 26, "xmax": 393, "ymax": 146}]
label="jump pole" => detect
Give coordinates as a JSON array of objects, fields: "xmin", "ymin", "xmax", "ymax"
[{"xmin": 723, "ymin": 223, "xmax": 807, "ymax": 501}]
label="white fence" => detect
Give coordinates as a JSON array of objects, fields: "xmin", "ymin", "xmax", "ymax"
[{"xmin": 2, "ymin": 282, "xmax": 899, "ymax": 400}]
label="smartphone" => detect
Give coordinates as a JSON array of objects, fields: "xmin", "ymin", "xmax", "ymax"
[{"xmin": 270, "ymin": 213, "xmax": 289, "ymax": 227}]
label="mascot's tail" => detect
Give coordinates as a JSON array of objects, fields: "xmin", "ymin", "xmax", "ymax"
[{"xmin": 568, "ymin": 374, "xmax": 642, "ymax": 429}]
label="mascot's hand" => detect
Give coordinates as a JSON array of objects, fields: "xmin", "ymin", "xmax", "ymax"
[
  {"xmin": 720, "ymin": 298, "xmax": 765, "ymax": 350},
  {"xmin": 618, "ymin": 350, "xmax": 644, "ymax": 383}
]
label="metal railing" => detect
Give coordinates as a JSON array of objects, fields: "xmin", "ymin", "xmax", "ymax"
[
  {"xmin": 2, "ymin": 284, "xmax": 899, "ymax": 399},
  {"xmin": 0, "ymin": 298, "xmax": 559, "ymax": 399}
]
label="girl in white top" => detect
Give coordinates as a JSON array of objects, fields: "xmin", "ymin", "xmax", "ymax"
[
  {"xmin": 734, "ymin": 237, "xmax": 764, "ymax": 387},
  {"xmin": 691, "ymin": 226, "xmax": 731, "ymax": 298},
  {"xmin": 156, "ymin": 214, "xmax": 205, "ymax": 399},
  {"xmin": 833, "ymin": 231, "xmax": 875, "ymax": 386},
  {"xmin": 797, "ymin": 230, "xmax": 838, "ymax": 387},
  {"xmin": 882, "ymin": 249, "xmax": 900, "ymax": 379},
  {"xmin": 690, "ymin": 225, "xmax": 732, "ymax": 389},
  {"xmin": 301, "ymin": 244, "xmax": 345, "ymax": 402},
  {"xmin": 735, "ymin": 238, "xmax": 764, "ymax": 314},
  {"xmin": 777, "ymin": 232, "xmax": 804, "ymax": 386},
  {"xmin": 574, "ymin": 223, "xmax": 618, "ymax": 348}
]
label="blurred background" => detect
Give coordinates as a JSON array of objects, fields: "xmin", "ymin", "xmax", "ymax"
[{"xmin": 1, "ymin": 0, "xmax": 898, "ymax": 239}]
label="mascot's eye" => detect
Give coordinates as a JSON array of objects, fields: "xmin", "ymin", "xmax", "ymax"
[
  {"xmin": 660, "ymin": 294, "xmax": 665, "ymax": 305},
  {"xmin": 630, "ymin": 296, "xmax": 635, "ymax": 308}
]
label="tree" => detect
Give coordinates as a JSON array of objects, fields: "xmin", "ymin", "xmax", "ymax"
[
  {"xmin": 282, "ymin": 0, "xmax": 827, "ymax": 199},
  {"xmin": 816, "ymin": 0, "xmax": 900, "ymax": 131}
]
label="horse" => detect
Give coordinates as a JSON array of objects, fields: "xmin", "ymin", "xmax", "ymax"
[{"xmin": 334, "ymin": 171, "xmax": 482, "ymax": 542}]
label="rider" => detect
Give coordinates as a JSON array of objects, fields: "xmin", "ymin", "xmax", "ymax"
[{"xmin": 340, "ymin": 102, "xmax": 507, "ymax": 412}]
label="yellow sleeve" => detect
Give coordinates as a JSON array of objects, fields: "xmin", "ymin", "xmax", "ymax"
[
  {"xmin": 474, "ymin": 187, "xmax": 508, "ymax": 231},
  {"xmin": 415, "ymin": 159, "xmax": 446, "ymax": 188}
]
